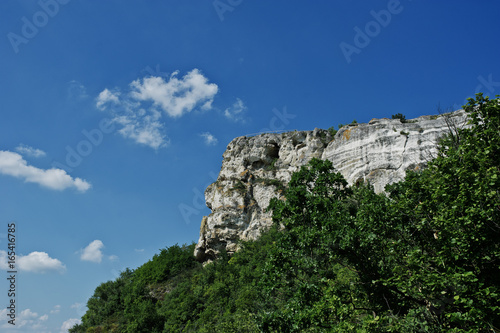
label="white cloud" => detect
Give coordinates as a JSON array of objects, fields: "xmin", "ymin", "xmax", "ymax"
[
  {"xmin": 14, "ymin": 309, "xmax": 37, "ymax": 328},
  {"xmin": 108, "ymin": 254, "xmax": 119, "ymax": 261},
  {"xmin": 70, "ymin": 302, "xmax": 88, "ymax": 317},
  {"xmin": 0, "ymin": 253, "xmax": 9, "ymax": 271},
  {"xmin": 0, "ymin": 308, "xmax": 49, "ymax": 331},
  {"xmin": 18, "ymin": 252, "xmax": 66, "ymax": 273},
  {"xmin": 0, "ymin": 150, "xmax": 91, "ymax": 192},
  {"xmin": 0, "ymin": 309, "xmax": 10, "ymax": 324},
  {"xmin": 67, "ymin": 80, "xmax": 89, "ymax": 101},
  {"xmin": 61, "ymin": 318, "xmax": 82, "ymax": 332},
  {"xmin": 70, "ymin": 303, "xmax": 81, "ymax": 309},
  {"xmin": 97, "ymin": 90, "xmax": 168, "ymax": 149},
  {"xmin": 15, "ymin": 144, "xmax": 46, "ymax": 158},
  {"xmin": 0, "ymin": 250, "xmax": 66, "ymax": 273},
  {"xmin": 200, "ymin": 132, "xmax": 218, "ymax": 146},
  {"xmin": 50, "ymin": 305, "xmax": 61, "ymax": 314},
  {"xmin": 135, "ymin": 248, "xmax": 144, "ymax": 253},
  {"xmin": 96, "ymin": 88, "xmax": 120, "ymax": 110},
  {"xmin": 130, "ymin": 69, "xmax": 218, "ymax": 117},
  {"xmin": 80, "ymin": 240, "xmax": 104, "ymax": 263},
  {"xmin": 224, "ymin": 98, "xmax": 247, "ymax": 122},
  {"xmin": 114, "ymin": 108, "xmax": 168, "ymax": 150},
  {"xmin": 96, "ymin": 69, "xmax": 219, "ymax": 149}
]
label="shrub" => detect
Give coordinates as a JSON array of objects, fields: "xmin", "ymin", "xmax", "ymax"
[{"xmin": 392, "ymin": 113, "xmax": 407, "ymax": 123}]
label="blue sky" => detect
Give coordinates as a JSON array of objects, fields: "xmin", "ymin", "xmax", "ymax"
[{"xmin": 0, "ymin": 1, "xmax": 498, "ymax": 332}]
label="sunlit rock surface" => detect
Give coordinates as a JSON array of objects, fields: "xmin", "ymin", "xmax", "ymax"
[{"xmin": 194, "ymin": 111, "xmax": 469, "ymax": 261}]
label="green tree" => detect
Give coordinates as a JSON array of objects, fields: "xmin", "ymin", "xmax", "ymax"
[
  {"xmin": 384, "ymin": 94, "xmax": 500, "ymax": 330},
  {"xmin": 260, "ymin": 94, "xmax": 500, "ymax": 331},
  {"xmin": 260, "ymin": 158, "xmax": 373, "ymax": 331},
  {"xmin": 70, "ymin": 269, "xmax": 133, "ymax": 332}
]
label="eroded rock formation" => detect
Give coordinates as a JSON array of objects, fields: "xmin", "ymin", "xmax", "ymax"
[{"xmin": 194, "ymin": 111, "xmax": 469, "ymax": 261}]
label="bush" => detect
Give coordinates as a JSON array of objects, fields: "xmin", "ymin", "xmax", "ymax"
[
  {"xmin": 328, "ymin": 126, "xmax": 337, "ymax": 137},
  {"xmin": 392, "ymin": 113, "xmax": 407, "ymax": 123}
]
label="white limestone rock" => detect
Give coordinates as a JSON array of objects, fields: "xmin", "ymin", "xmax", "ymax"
[
  {"xmin": 323, "ymin": 111, "xmax": 469, "ymax": 193},
  {"xmin": 194, "ymin": 111, "xmax": 469, "ymax": 261},
  {"xmin": 194, "ymin": 130, "xmax": 332, "ymax": 261}
]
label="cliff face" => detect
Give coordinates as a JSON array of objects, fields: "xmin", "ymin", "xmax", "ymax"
[
  {"xmin": 194, "ymin": 129, "xmax": 332, "ymax": 261},
  {"xmin": 194, "ymin": 111, "xmax": 469, "ymax": 261}
]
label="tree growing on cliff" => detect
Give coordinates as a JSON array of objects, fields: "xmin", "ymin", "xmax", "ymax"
[{"xmin": 392, "ymin": 112, "xmax": 407, "ymax": 123}]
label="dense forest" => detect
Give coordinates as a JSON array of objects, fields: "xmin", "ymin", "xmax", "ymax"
[{"xmin": 70, "ymin": 94, "xmax": 500, "ymax": 332}]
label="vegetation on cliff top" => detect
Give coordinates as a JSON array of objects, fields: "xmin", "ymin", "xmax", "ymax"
[{"xmin": 70, "ymin": 94, "xmax": 500, "ymax": 332}]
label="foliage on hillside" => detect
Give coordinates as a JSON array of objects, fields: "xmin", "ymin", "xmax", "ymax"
[{"xmin": 70, "ymin": 94, "xmax": 500, "ymax": 332}]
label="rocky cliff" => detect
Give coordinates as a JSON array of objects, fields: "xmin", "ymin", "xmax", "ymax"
[{"xmin": 194, "ymin": 111, "xmax": 469, "ymax": 261}]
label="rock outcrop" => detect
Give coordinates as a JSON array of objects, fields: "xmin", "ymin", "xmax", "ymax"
[{"xmin": 194, "ymin": 111, "xmax": 469, "ymax": 261}]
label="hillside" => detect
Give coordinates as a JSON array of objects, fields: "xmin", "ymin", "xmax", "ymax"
[{"xmin": 70, "ymin": 94, "xmax": 499, "ymax": 332}]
